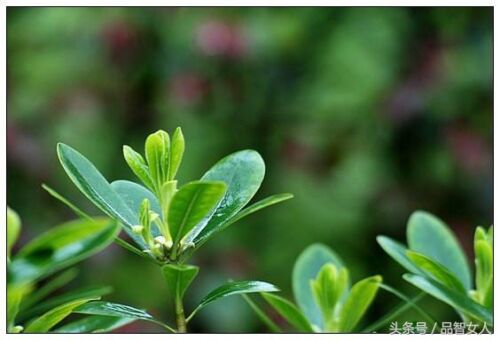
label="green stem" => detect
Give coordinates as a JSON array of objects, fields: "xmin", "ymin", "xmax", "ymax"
[{"xmin": 175, "ymin": 294, "xmax": 187, "ymax": 333}]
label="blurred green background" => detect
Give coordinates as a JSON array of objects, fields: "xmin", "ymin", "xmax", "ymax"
[{"xmin": 7, "ymin": 7, "xmax": 493, "ymax": 333}]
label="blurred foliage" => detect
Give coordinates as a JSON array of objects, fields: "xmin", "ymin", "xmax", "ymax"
[{"xmin": 7, "ymin": 7, "xmax": 492, "ymax": 333}]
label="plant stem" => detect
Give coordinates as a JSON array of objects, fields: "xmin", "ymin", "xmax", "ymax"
[{"xmin": 175, "ymin": 294, "xmax": 187, "ymax": 333}]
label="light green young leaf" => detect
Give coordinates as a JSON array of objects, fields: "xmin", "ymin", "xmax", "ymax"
[
  {"xmin": 7, "ymin": 206, "xmax": 21, "ymax": 259},
  {"xmin": 24, "ymin": 297, "xmax": 99, "ymax": 333},
  {"xmin": 57, "ymin": 143, "xmax": 144, "ymax": 248},
  {"xmin": 145, "ymin": 130, "xmax": 169, "ymax": 189},
  {"xmin": 193, "ymin": 150, "xmax": 265, "ymax": 247},
  {"xmin": 407, "ymin": 211, "xmax": 471, "ymax": 290},
  {"xmin": 168, "ymin": 181, "xmax": 227, "ymax": 246},
  {"xmin": 168, "ymin": 127, "xmax": 184, "ymax": 180},
  {"xmin": 123, "ymin": 145, "xmax": 155, "ymax": 191},
  {"xmin": 8, "ymin": 283, "xmax": 31, "ymax": 331},
  {"xmin": 188, "ymin": 281, "xmax": 279, "ymax": 321},
  {"xmin": 474, "ymin": 227, "xmax": 493, "ymax": 296},
  {"xmin": 261, "ymin": 293, "xmax": 313, "ymax": 332},
  {"xmin": 337, "ymin": 275, "xmax": 382, "ymax": 332},
  {"xmin": 404, "ymin": 274, "xmax": 492, "ymax": 325},
  {"xmin": 54, "ymin": 315, "xmax": 134, "ymax": 333},
  {"xmin": 9, "ymin": 218, "xmax": 119, "ymax": 284},
  {"xmin": 292, "ymin": 243, "xmax": 345, "ymax": 329},
  {"xmin": 161, "ymin": 264, "xmax": 199, "ymax": 300},
  {"xmin": 407, "ymin": 251, "xmax": 466, "ymax": 293},
  {"xmin": 310, "ymin": 264, "xmax": 345, "ymax": 326},
  {"xmin": 376, "ymin": 236, "xmax": 424, "ymax": 275}
]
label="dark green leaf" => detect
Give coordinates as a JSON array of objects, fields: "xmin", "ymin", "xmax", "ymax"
[
  {"xmin": 188, "ymin": 281, "xmax": 279, "ymax": 321},
  {"xmin": 403, "ymin": 274, "xmax": 492, "ymax": 325},
  {"xmin": 292, "ymin": 243, "xmax": 345, "ymax": 329},
  {"xmin": 9, "ymin": 218, "xmax": 119, "ymax": 284},
  {"xmin": 337, "ymin": 275, "xmax": 382, "ymax": 332},
  {"xmin": 168, "ymin": 181, "xmax": 227, "ymax": 245},
  {"xmin": 54, "ymin": 315, "xmax": 134, "ymax": 333},
  {"xmin": 262, "ymin": 293, "xmax": 313, "ymax": 332},
  {"xmin": 407, "ymin": 211, "xmax": 471, "ymax": 290},
  {"xmin": 161, "ymin": 264, "xmax": 199, "ymax": 299},
  {"xmin": 407, "ymin": 251, "xmax": 466, "ymax": 293},
  {"xmin": 24, "ymin": 297, "xmax": 99, "ymax": 333},
  {"xmin": 57, "ymin": 143, "xmax": 144, "ymax": 247},
  {"xmin": 193, "ymin": 150, "xmax": 265, "ymax": 246}
]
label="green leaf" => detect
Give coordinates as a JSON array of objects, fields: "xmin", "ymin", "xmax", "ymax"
[
  {"xmin": 24, "ymin": 297, "xmax": 99, "ymax": 333},
  {"xmin": 482, "ymin": 278, "xmax": 493, "ymax": 310},
  {"xmin": 110, "ymin": 180, "xmax": 162, "ymax": 236},
  {"xmin": 42, "ymin": 184, "xmax": 93, "ymax": 221},
  {"xmin": 19, "ymin": 268, "xmax": 78, "ymax": 311},
  {"xmin": 161, "ymin": 264, "xmax": 199, "ymax": 299},
  {"xmin": 168, "ymin": 181, "xmax": 227, "ymax": 245},
  {"xmin": 193, "ymin": 150, "xmax": 265, "ymax": 246},
  {"xmin": 188, "ymin": 281, "xmax": 279, "ymax": 321},
  {"xmin": 220, "ymin": 193, "xmax": 293, "ymax": 229},
  {"xmin": 261, "ymin": 293, "xmax": 313, "ymax": 332},
  {"xmin": 407, "ymin": 251, "xmax": 466, "ymax": 293},
  {"xmin": 474, "ymin": 227, "xmax": 492, "ymax": 296},
  {"xmin": 403, "ymin": 274, "xmax": 492, "ymax": 325},
  {"xmin": 145, "ymin": 130, "xmax": 169, "ymax": 189},
  {"xmin": 376, "ymin": 236, "xmax": 424, "ymax": 275},
  {"xmin": 9, "ymin": 218, "xmax": 119, "ymax": 284},
  {"xmin": 292, "ymin": 243, "xmax": 345, "ymax": 329},
  {"xmin": 168, "ymin": 127, "xmax": 184, "ymax": 180},
  {"xmin": 57, "ymin": 143, "xmax": 144, "ymax": 248},
  {"xmin": 72, "ymin": 301, "xmax": 173, "ymax": 331},
  {"xmin": 7, "ymin": 206, "xmax": 21, "ymax": 259},
  {"xmin": 310, "ymin": 264, "xmax": 348, "ymax": 328},
  {"xmin": 407, "ymin": 211, "xmax": 471, "ymax": 290},
  {"xmin": 123, "ymin": 145, "xmax": 155, "ymax": 191},
  {"xmin": 8, "ymin": 283, "xmax": 31, "ymax": 331},
  {"xmin": 18, "ymin": 286, "xmax": 113, "ymax": 321},
  {"xmin": 242, "ymin": 294, "xmax": 282, "ymax": 332},
  {"xmin": 337, "ymin": 275, "xmax": 382, "ymax": 332},
  {"xmin": 54, "ymin": 315, "xmax": 134, "ymax": 333}
]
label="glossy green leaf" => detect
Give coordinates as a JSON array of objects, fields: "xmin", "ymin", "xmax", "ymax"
[
  {"xmin": 337, "ymin": 275, "xmax": 382, "ymax": 332},
  {"xmin": 193, "ymin": 150, "xmax": 265, "ymax": 246},
  {"xmin": 7, "ymin": 206, "xmax": 21, "ymax": 258},
  {"xmin": 73, "ymin": 301, "xmax": 173, "ymax": 331},
  {"xmin": 220, "ymin": 193, "xmax": 293, "ymax": 229},
  {"xmin": 376, "ymin": 236, "xmax": 424, "ymax": 275},
  {"xmin": 292, "ymin": 243, "xmax": 345, "ymax": 329},
  {"xmin": 407, "ymin": 251, "xmax": 466, "ymax": 293},
  {"xmin": 123, "ymin": 145, "xmax": 155, "ymax": 191},
  {"xmin": 403, "ymin": 274, "xmax": 492, "ymax": 325},
  {"xmin": 24, "ymin": 297, "xmax": 99, "ymax": 333},
  {"xmin": 168, "ymin": 181, "xmax": 227, "ymax": 245},
  {"xmin": 19, "ymin": 286, "xmax": 113, "ymax": 321},
  {"xmin": 42, "ymin": 184, "xmax": 92, "ymax": 220},
  {"xmin": 9, "ymin": 218, "xmax": 119, "ymax": 284},
  {"xmin": 161, "ymin": 264, "xmax": 199, "ymax": 299},
  {"xmin": 54, "ymin": 315, "xmax": 134, "ymax": 333},
  {"xmin": 19, "ymin": 268, "xmax": 78, "ymax": 311},
  {"xmin": 407, "ymin": 211, "xmax": 471, "ymax": 290},
  {"xmin": 168, "ymin": 127, "xmax": 184, "ymax": 180},
  {"xmin": 57, "ymin": 143, "xmax": 144, "ymax": 247},
  {"xmin": 262, "ymin": 293, "xmax": 313, "ymax": 332},
  {"xmin": 474, "ymin": 227, "xmax": 492, "ymax": 296},
  {"xmin": 188, "ymin": 281, "xmax": 279, "ymax": 321}
]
